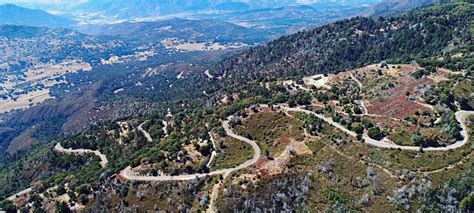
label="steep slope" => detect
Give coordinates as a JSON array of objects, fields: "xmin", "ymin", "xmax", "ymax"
[
  {"xmin": 0, "ymin": 4, "xmax": 74, "ymax": 28},
  {"xmin": 212, "ymin": 2, "xmax": 472, "ymax": 83}
]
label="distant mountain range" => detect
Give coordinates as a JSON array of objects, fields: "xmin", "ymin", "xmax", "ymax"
[
  {"xmin": 365, "ymin": 0, "xmax": 442, "ymax": 16},
  {"xmin": 80, "ymin": 18, "xmax": 272, "ymax": 44},
  {"xmin": 0, "ymin": 3, "xmax": 74, "ymax": 28},
  {"xmin": 74, "ymin": 0, "xmax": 297, "ymax": 19},
  {"xmin": 74, "ymin": 0, "xmax": 383, "ymax": 19},
  {"xmin": 0, "ymin": 0, "xmax": 443, "ymax": 39}
]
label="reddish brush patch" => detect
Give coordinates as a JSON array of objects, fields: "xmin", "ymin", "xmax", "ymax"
[
  {"xmin": 367, "ymin": 116, "xmax": 418, "ymax": 131},
  {"xmin": 257, "ymin": 168, "xmax": 270, "ymax": 176},
  {"xmin": 254, "ymin": 157, "xmax": 271, "ymax": 175},
  {"xmin": 13, "ymin": 196, "xmax": 29, "ymax": 207},
  {"xmin": 367, "ymin": 74, "xmax": 434, "ymax": 119},
  {"xmin": 254, "ymin": 157, "xmax": 269, "ymax": 169},
  {"xmin": 255, "ymin": 157, "xmax": 269, "ymax": 167},
  {"xmin": 287, "ymin": 111, "xmax": 297, "ymax": 116},
  {"xmin": 367, "ymin": 95, "xmax": 429, "ymax": 119},
  {"xmin": 383, "ymin": 75, "xmax": 433, "ymax": 97},
  {"xmin": 275, "ymin": 136, "xmax": 292, "ymax": 145}
]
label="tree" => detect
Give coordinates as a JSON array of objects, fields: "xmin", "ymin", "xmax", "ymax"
[
  {"xmin": 361, "ymin": 119, "xmax": 373, "ymax": 129},
  {"xmin": 75, "ymin": 184, "xmax": 91, "ymax": 195},
  {"xmin": 353, "ymin": 124, "xmax": 364, "ymax": 134},
  {"xmin": 78, "ymin": 194, "xmax": 88, "ymax": 205},
  {"xmin": 244, "ymin": 133, "xmax": 253, "ymax": 140},
  {"xmin": 199, "ymin": 144, "xmax": 212, "ymax": 156},
  {"xmin": 368, "ymin": 127, "xmax": 384, "ymax": 139},
  {"xmin": 295, "ymin": 92, "xmax": 311, "ymax": 106},
  {"xmin": 412, "ymin": 132, "xmax": 424, "ymax": 146},
  {"xmin": 55, "ymin": 184, "xmax": 66, "ymax": 195},
  {"xmin": 0, "ymin": 200, "xmax": 16, "ymax": 212},
  {"xmin": 315, "ymin": 92, "xmax": 329, "ymax": 102},
  {"xmin": 288, "ymin": 98, "xmax": 297, "ymax": 107},
  {"xmin": 459, "ymin": 193, "xmax": 474, "ymax": 211},
  {"xmin": 353, "ymin": 106, "xmax": 363, "ymax": 114},
  {"xmin": 215, "ymin": 127, "xmax": 226, "ymax": 137},
  {"xmin": 54, "ymin": 201, "xmax": 71, "ymax": 213}
]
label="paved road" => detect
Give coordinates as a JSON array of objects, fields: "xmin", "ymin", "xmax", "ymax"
[
  {"xmin": 54, "ymin": 143, "xmax": 108, "ymax": 168},
  {"xmin": 282, "ymin": 106, "xmax": 473, "ymax": 151},
  {"xmin": 120, "ymin": 120, "xmax": 261, "ymax": 181}
]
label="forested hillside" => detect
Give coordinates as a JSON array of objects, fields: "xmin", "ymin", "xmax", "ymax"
[
  {"xmin": 212, "ymin": 2, "xmax": 472, "ymax": 83},
  {"xmin": 0, "ymin": 25, "xmax": 134, "ymax": 70}
]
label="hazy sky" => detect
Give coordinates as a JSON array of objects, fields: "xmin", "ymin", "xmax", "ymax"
[
  {"xmin": 0, "ymin": 0, "xmax": 86, "ymax": 3},
  {"xmin": 0, "ymin": 0, "xmax": 323, "ymax": 5}
]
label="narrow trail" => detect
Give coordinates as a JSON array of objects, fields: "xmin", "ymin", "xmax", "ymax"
[
  {"xmin": 326, "ymin": 145, "xmax": 397, "ymax": 178},
  {"xmin": 207, "ymin": 173, "xmax": 231, "ymax": 213},
  {"xmin": 137, "ymin": 121, "xmax": 153, "ymax": 142},
  {"xmin": 162, "ymin": 120, "xmax": 169, "ymax": 137},
  {"xmin": 349, "ymin": 73, "xmax": 363, "ymax": 88},
  {"xmin": 348, "ymin": 74, "xmax": 404, "ymax": 122},
  {"xmin": 207, "ymin": 183, "xmax": 221, "ymax": 213},
  {"xmin": 120, "ymin": 120, "xmax": 261, "ymax": 181},
  {"xmin": 420, "ymin": 152, "xmax": 473, "ymax": 174},
  {"xmin": 207, "ymin": 133, "xmax": 218, "ymax": 168},
  {"xmin": 54, "ymin": 143, "xmax": 108, "ymax": 168}
]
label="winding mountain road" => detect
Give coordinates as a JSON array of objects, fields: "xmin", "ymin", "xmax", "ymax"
[
  {"xmin": 52, "ymin": 105, "xmax": 472, "ymax": 184},
  {"xmin": 282, "ymin": 106, "xmax": 473, "ymax": 151},
  {"xmin": 54, "ymin": 143, "xmax": 108, "ymax": 168},
  {"xmin": 120, "ymin": 120, "xmax": 261, "ymax": 181}
]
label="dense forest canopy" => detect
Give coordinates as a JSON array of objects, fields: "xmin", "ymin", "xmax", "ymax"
[{"xmin": 212, "ymin": 2, "xmax": 473, "ymax": 83}]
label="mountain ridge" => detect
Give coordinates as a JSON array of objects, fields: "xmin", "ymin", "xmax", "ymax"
[
  {"xmin": 0, "ymin": 3, "xmax": 74, "ymax": 28},
  {"xmin": 79, "ymin": 18, "xmax": 272, "ymax": 44},
  {"xmin": 211, "ymin": 2, "xmax": 472, "ymax": 83}
]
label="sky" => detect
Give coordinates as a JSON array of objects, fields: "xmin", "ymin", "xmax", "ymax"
[
  {"xmin": 0, "ymin": 0, "xmax": 86, "ymax": 4},
  {"xmin": 0, "ymin": 0, "xmax": 340, "ymax": 6}
]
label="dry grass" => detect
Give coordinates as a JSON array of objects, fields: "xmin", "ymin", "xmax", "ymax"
[
  {"xmin": 235, "ymin": 111, "xmax": 304, "ymax": 158},
  {"xmin": 211, "ymin": 137, "xmax": 253, "ymax": 171}
]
